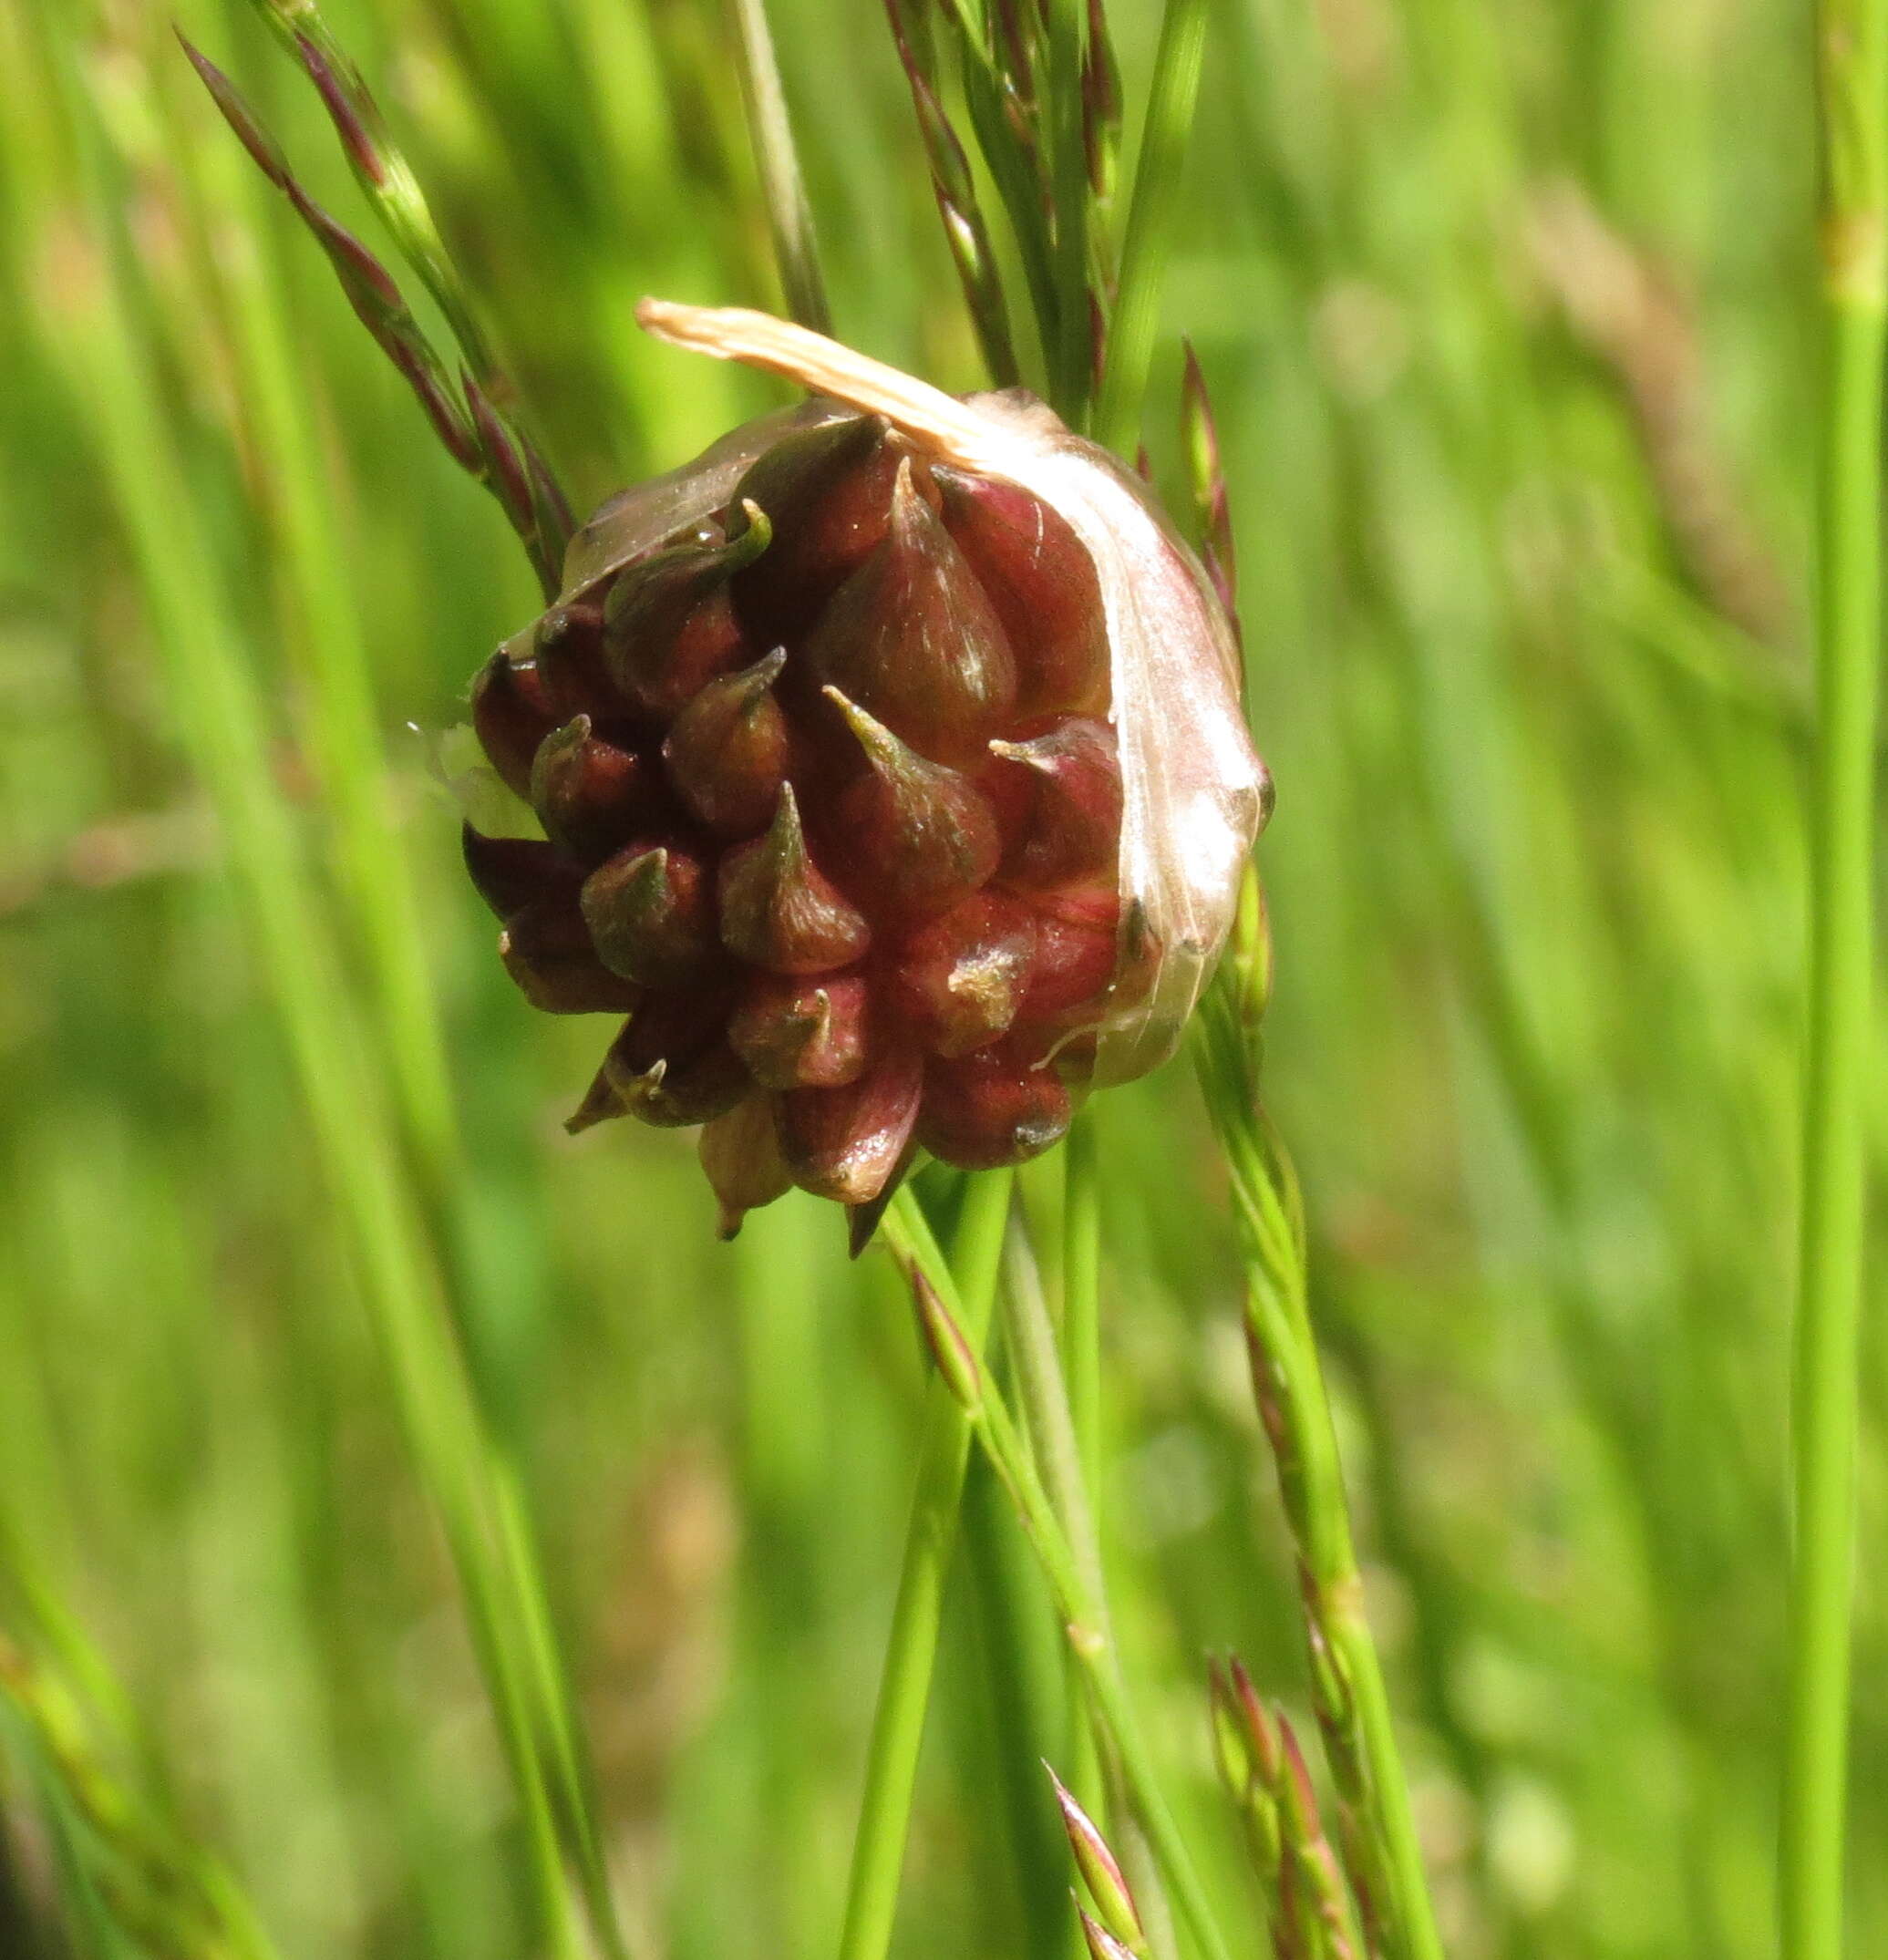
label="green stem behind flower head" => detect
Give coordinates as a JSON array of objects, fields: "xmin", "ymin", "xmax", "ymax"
[
  {"xmin": 1094, "ymin": 0, "xmax": 1209, "ymax": 453},
  {"xmin": 1044, "ymin": 0, "xmax": 1094, "ymax": 424},
  {"xmin": 727, "ymin": 0, "xmax": 833, "ymax": 335},
  {"xmin": 837, "ymin": 1171, "xmax": 1014, "ymax": 1960},
  {"xmin": 1062, "ymin": 1113, "xmax": 1105, "ymax": 1503},
  {"xmin": 906, "ymin": 1264, "xmax": 1231, "ymax": 1960},
  {"xmin": 1057, "ymin": 1114, "xmax": 1111, "ymax": 1945},
  {"xmin": 1781, "ymin": 2, "xmax": 1888, "ymax": 1955},
  {"xmin": 1002, "ymin": 1218, "xmax": 1179, "ymax": 1960}
]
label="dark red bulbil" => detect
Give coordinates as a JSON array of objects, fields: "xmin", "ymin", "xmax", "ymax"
[{"xmin": 463, "ymin": 414, "xmax": 1125, "ymax": 1234}]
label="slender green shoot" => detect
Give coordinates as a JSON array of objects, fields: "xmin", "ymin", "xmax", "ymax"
[
  {"xmin": 1094, "ymin": 0, "xmax": 1209, "ymax": 453},
  {"xmin": 1780, "ymin": 1, "xmax": 1888, "ymax": 1955},
  {"xmin": 43, "ymin": 36, "xmax": 610, "ymax": 1960},
  {"xmin": 1062, "ymin": 1111, "xmax": 1104, "ymax": 1505},
  {"xmin": 904, "ymin": 1260, "xmax": 1233, "ymax": 1960},
  {"xmin": 1006, "ymin": 1217, "xmax": 1174, "ymax": 1960},
  {"xmin": 836, "ymin": 1171, "xmax": 1015, "ymax": 1960},
  {"xmin": 727, "ymin": 0, "xmax": 833, "ymax": 334}
]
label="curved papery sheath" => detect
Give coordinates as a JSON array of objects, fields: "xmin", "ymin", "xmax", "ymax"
[{"xmin": 633, "ymin": 301, "xmax": 1270, "ymax": 1085}]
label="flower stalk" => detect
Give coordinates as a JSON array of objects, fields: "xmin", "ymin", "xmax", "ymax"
[
  {"xmin": 901, "ymin": 1252, "xmax": 1233, "ymax": 1960},
  {"xmin": 1781, "ymin": 0, "xmax": 1888, "ymax": 1954},
  {"xmin": 837, "ymin": 1171, "xmax": 1015, "ymax": 1960}
]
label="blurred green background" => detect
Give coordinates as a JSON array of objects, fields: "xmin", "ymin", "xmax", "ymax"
[{"xmin": 0, "ymin": 1, "xmax": 1878, "ymax": 1956}]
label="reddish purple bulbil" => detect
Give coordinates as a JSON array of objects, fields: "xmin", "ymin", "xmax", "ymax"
[{"xmin": 465, "ymin": 411, "xmax": 1132, "ymax": 1234}]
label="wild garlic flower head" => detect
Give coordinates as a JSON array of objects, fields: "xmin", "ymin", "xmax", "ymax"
[{"xmin": 462, "ymin": 304, "xmax": 1269, "ymax": 1234}]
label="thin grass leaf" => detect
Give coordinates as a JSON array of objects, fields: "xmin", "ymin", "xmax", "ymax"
[
  {"xmin": 727, "ymin": 0, "xmax": 832, "ymax": 333},
  {"xmin": 836, "ymin": 1172, "xmax": 1016, "ymax": 1960},
  {"xmin": 40, "ymin": 33, "xmax": 612, "ymax": 1960},
  {"xmin": 1094, "ymin": 0, "xmax": 1210, "ymax": 452},
  {"xmin": 895, "ymin": 1233, "xmax": 1233, "ymax": 1960},
  {"xmin": 1781, "ymin": 0, "xmax": 1888, "ymax": 1954}
]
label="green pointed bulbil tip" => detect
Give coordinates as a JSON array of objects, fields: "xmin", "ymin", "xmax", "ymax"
[
  {"xmin": 596, "ymin": 1004, "xmax": 747, "ymax": 1130},
  {"xmin": 728, "ymin": 969, "xmax": 870, "ymax": 1090},
  {"xmin": 603, "ymin": 505, "xmax": 772, "ymax": 717},
  {"xmin": 717, "ymin": 783, "xmax": 872, "ymax": 975},
  {"xmin": 824, "ymin": 684, "xmax": 1001, "ymax": 915},
  {"xmin": 530, "ymin": 715, "xmax": 659, "ymax": 861},
  {"xmin": 581, "ymin": 841, "xmax": 718, "ymax": 989},
  {"xmin": 988, "ymin": 717, "xmax": 1123, "ymax": 887},
  {"xmin": 663, "ymin": 646, "xmax": 791, "ymax": 837}
]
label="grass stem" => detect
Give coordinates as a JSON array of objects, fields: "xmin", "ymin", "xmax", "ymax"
[
  {"xmin": 836, "ymin": 1171, "xmax": 1014, "ymax": 1960},
  {"xmin": 1781, "ymin": 3, "xmax": 1888, "ymax": 1954},
  {"xmin": 727, "ymin": 0, "xmax": 832, "ymax": 334},
  {"xmin": 1094, "ymin": 0, "xmax": 1209, "ymax": 454},
  {"xmin": 907, "ymin": 1264, "xmax": 1231, "ymax": 1960}
]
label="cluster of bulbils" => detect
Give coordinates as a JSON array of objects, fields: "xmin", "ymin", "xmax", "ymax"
[{"xmin": 463, "ymin": 305, "xmax": 1267, "ymax": 1238}]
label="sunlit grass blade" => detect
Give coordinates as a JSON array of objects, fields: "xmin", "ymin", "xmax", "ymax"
[
  {"xmin": 836, "ymin": 1171, "xmax": 1014, "ymax": 1960},
  {"xmin": 727, "ymin": 0, "xmax": 832, "ymax": 333},
  {"xmin": 901, "ymin": 1253, "xmax": 1233, "ymax": 1960},
  {"xmin": 1780, "ymin": 0, "xmax": 1888, "ymax": 1954},
  {"xmin": 1094, "ymin": 0, "xmax": 1209, "ymax": 453},
  {"xmin": 36, "ymin": 30, "xmax": 605, "ymax": 1960}
]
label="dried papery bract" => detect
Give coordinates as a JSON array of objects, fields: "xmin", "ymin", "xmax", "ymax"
[
  {"xmin": 634, "ymin": 300, "xmax": 1270, "ymax": 1085},
  {"xmin": 461, "ymin": 300, "xmax": 1267, "ymax": 1233}
]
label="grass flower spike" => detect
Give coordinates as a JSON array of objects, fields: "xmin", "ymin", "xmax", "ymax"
[{"xmin": 465, "ymin": 302, "xmax": 1271, "ymax": 1233}]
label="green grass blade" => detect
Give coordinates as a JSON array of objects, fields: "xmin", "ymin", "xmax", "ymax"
[
  {"xmin": 1094, "ymin": 0, "xmax": 1209, "ymax": 454},
  {"xmin": 727, "ymin": 0, "xmax": 832, "ymax": 333},
  {"xmin": 1780, "ymin": 1, "xmax": 1888, "ymax": 1955},
  {"xmin": 837, "ymin": 1171, "xmax": 1015, "ymax": 1960}
]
